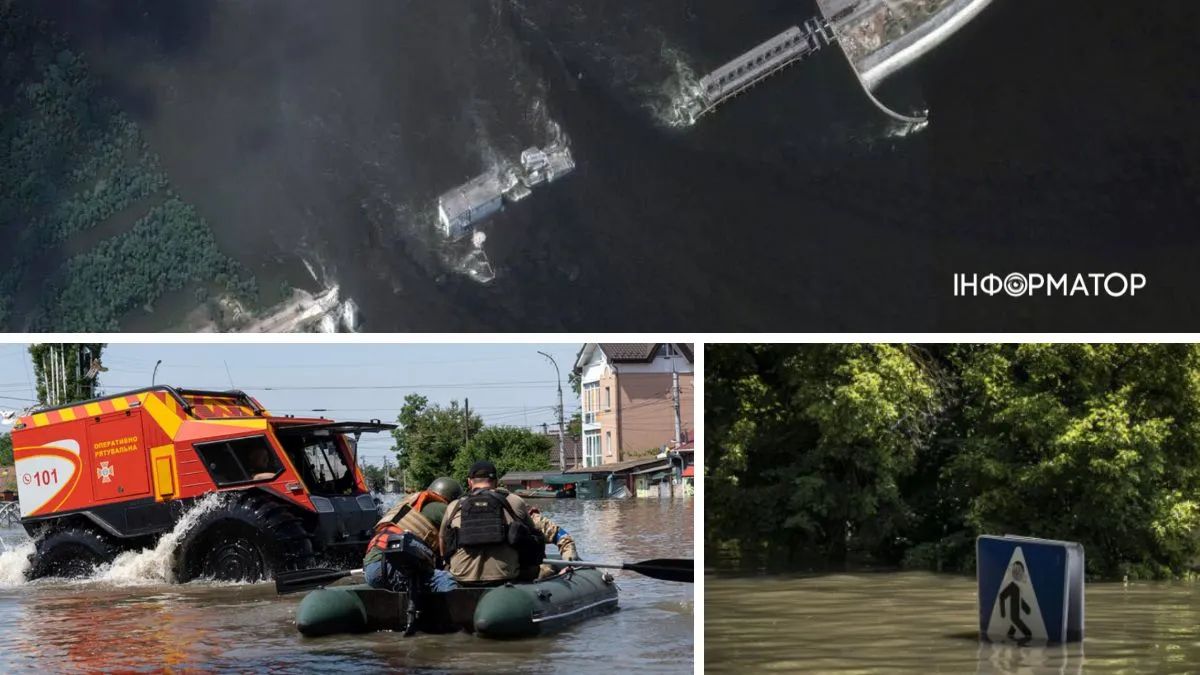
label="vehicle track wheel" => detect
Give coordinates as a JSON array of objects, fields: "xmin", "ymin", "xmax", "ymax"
[
  {"xmin": 28, "ymin": 527, "xmax": 117, "ymax": 579},
  {"xmin": 173, "ymin": 492, "xmax": 315, "ymax": 583},
  {"xmin": 202, "ymin": 531, "xmax": 265, "ymax": 581}
]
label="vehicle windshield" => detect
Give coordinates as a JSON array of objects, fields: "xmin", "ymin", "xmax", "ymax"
[{"xmin": 279, "ymin": 431, "xmax": 357, "ymax": 495}]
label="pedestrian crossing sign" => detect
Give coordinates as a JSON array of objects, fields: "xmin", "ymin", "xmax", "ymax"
[{"xmin": 977, "ymin": 535, "xmax": 1085, "ymax": 644}]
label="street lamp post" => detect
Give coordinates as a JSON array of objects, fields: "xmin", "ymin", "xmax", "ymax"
[
  {"xmin": 537, "ymin": 351, "xmax": 567, "ymax": 472},
  {"xmin": 152, "ymin": 360, "xmax": 162, "ymax": 386}
]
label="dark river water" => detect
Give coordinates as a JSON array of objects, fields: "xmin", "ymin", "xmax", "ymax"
[
  {"xmin": 706, "ymin": 571, "xmax": 1200, "ymax": 673},
  {"xmin": 0, "ymin": 498, "xmax": 693, "ymax": 674},
  {"xmin": 29, "ymin": 0, "xmax": 1200, "ymax": 331}
]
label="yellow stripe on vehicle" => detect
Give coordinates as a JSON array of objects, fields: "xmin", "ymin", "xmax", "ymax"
[
  {"xmin": 141, "ymin": 393, "xmax": 183, "ymax": 439},
  {"xmin": 198, "ymin": 419, "xmax": 267, "ymax": 430}
]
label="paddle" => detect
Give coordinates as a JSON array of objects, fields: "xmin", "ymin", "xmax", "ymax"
[
  {"xmin": 275, "ymin": 567, "xmax": 363, "ymax": 595},
  {"xmin": 542, "ymin": 557, "xmax": 693, "ymax": 583},
  {"xmin": 275, "ymin": 556, "xmax": 694, "ymax": 594}
]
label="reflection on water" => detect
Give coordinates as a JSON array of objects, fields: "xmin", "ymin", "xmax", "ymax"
[
  {"xmin": 705, "ymin": 571, "xmax": 1200, "ymax": 674},
  {"xmin": 0, "ymin": 499, "xmax": 692, "ymax": 673}
]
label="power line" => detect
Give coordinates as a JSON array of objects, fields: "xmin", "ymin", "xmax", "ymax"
[
  {"xmin": 99, "ymin": 353, "xmax": 568, "ymax": 370},
  {"xmin": 97, "ymin": 380, "xmax": 560, "ymax": 392}
]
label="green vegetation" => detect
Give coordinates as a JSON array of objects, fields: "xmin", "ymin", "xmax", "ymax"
[
  {"xmin": 392, "ymin": 393, "xmax": 553, "ymax": 489},
  {"xmin": 451, "ymin": 426, "xmax": 553, "ymax": 480},
  {"xmin": 707, "ymin": 344, "xmax": 1200, "ymax": 580},
  {"xmin": 0, "ymin": 1, "xmax": 254, "ymax": 330},
  {"xmin": 361, "ymin": 463, "xmax": 396, "ymax": 493},
  {"xmin": 0, "ymin": 433, "xmax": 12, "ymax": 466},
  {"xmin": 31, "ymin": 199, "xmax": 257, "ymax": 331},
  {"xmin": 28, "ymin": 343, "xmax": 104, "ymax": 405}
]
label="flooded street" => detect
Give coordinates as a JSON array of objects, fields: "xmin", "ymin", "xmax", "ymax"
[
  {"xmin": 706, "ymin": 571, "xmax": 1200, "ymax": 673},
  {"xmin": 0, "ymin": 499, "xmax": 692, "ymax": 674}
]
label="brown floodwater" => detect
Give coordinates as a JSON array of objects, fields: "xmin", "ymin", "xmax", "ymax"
[
  {"xmin": 0, "ymin": 499, "xmax": 693, "ymax": 674},
  {"xmin": 705, "ymin": 571, "xmax": 1200, "ymax": 674}
]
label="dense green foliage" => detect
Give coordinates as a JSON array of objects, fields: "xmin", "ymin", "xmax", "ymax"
[
  {"xmin": 29, "ymin": 343, "xmax": 104, "ymax": 405},
  {"xmin": 0, "ymin": 1, "xmax": 254, "ymax": 330},
  {"xmin": 708, "ymin": 344, "xmax": 1200, "ymax": 580},
  {"xmin": 392, "ymin": 394, "xmax": 483, "ymax": 489},
  {"xmin": 391, "ymin": 394, "xmax": 554, "ymax": 489},
  {"xmin": 31, "ymin": 199, "xmax": 257, "ymax": 331},
  {"xmin": 0, "ymin": 433, "xmax": 12, "ymax": 466},
  {"xmin": 450, "ymin": 426, "xmax": 553, "ymax": 480},
  {"xmin": 361, "ymin": 463, "xmax": 396, "ymax": 493}
]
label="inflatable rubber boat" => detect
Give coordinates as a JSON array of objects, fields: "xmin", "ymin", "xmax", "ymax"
[{"xmin": 296, "ymin": 567, "xmax": 619, "ymax": 639}]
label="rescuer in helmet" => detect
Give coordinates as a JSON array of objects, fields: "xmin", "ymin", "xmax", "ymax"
[
  {"xmin": 364, "ymin": 476, "xmax": 463, "ymax": 592},
  {"xmin": 439, "ymin": 460, "xmax": 579, "ymax": 586}
]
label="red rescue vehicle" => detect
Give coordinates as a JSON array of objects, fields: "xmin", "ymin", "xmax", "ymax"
[{"xmin": 12, "ymin": 386, "xmax": 394, "ymax": 581}]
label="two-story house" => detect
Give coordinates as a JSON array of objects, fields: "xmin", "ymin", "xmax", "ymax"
[{"xmin": 573, "ymin": 343, "xmax": 694, "ymax": 468}]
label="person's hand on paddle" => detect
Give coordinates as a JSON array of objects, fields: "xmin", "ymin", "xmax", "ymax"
[{"xmin": 558, "ymin": 550, "xmax": 581, "ymax": 574}]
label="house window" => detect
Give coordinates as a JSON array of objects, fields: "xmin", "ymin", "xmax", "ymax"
[
  {"xmin": 605, "ymin": 431, "xmax": 612, "ymax": 457},
  {"xmin": 604, "ymin": 386, "xmax": 611, "ymax": 411},
  {"xmin": 583, "ymin": 382, "xmax": 599, "ymax": 424},
  {"xmin": 584, "ymin": 431, "xmax": 601, "ymax": 467}
]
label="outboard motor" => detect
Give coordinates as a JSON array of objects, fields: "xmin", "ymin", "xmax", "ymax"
[{"xmin": 381, "ymin": 532, "xmax": 437, "ymax": 635}]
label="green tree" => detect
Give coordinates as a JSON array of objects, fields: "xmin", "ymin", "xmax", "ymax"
[
  {"xmin": 361, "ymin": 463, "xmax": 388, "ymax": 493},
  {"xmin": 567, "ymin": 410, "xmax": 581, "ymax": 439},
  {"xmin": 451, "ymin": 426, "xmax": 553, "ymax": 481},
  {"xmin": 941, "ymin": 344, "xmax": 1200, "ymax": 579},
  {"xmin": 707, "ymin": 344, "xmax": 943, "ymax": 566},
  {"xmin": 707, "ymin": 343, "xmax": 1200, "ymax": 580},
  {"xmin": 29, "ymin": 343, "xmax": 105, "ymax": 405},
  {"xmin": 392, "ymin": 394, "xmax": 482, "ymax": 489},
  {"xmin": 0, "ymin": 432, "xmax": 12, "ymax": 465}
]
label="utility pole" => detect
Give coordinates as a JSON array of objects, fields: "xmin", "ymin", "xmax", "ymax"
[
  {"xmin": 463, "ymin": 398, "xmax": 470, "ymax": 446},
  {"xmin": 537, "ymin": 351, "xmax": 567, "ymax": 472},
  {"xmin": 670, "ymin": 344, "xmax": 682, "ymax": 444}
]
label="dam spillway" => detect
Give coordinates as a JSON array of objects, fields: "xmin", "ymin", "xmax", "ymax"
[{"xmin": 687, "ymin": 18, "xmax": 836, "ymax": 122}]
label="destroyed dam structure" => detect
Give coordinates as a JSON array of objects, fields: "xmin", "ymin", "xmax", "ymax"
[
  {"xmin": 437, "ymin": 143, "xmax": 575, "ymax": 240},
  {"xmin": 433, "ymin": 143, "xmax": 575, "ymax": 285},
  {"xmin": 683, "ymin": 0, "xmax": 996, "ymax": 125}
]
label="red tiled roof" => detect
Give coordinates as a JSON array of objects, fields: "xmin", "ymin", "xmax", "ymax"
[{"xmin": 597, "ymin": 343, "xmax": 695, "ymax": 363}]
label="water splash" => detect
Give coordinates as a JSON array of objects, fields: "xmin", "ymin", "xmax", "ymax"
[
  {"xmin": 643, "ymin": 39, "xmax": 704, "ymax": 129},
  {"xmin": 92, "ymin": 492, "xmax": 230, "ymax": 585},
  {"xmin": 884, "ymin": 116, "xmax": 930, "ymax": 138},
  {"xmin": 0, "ymin": 536, "xmax": 34, "ymax": 587}
]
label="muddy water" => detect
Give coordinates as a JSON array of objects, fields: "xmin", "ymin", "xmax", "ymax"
[
  {"xmin": 705, "ymin": 571, "xmax": 1200, "ymax": 673},
  {"xmin": 0, "ymin": 499, "xmax": 692, "ymax": 674}
]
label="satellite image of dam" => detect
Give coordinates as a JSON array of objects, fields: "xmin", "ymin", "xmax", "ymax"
[{"xmin": 2, "ymin": 0, "xmax": 1198, "ymax": 331}]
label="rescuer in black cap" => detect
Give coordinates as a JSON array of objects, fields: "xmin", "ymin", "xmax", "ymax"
[{"xmin": 438, "ymin": 460, "xmax": 579, "ymax": 585}]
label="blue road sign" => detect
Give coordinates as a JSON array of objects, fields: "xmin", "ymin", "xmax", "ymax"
[{"xmin": 977, "ymin": 535, "xmax": 1085, "ymax": 644}]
